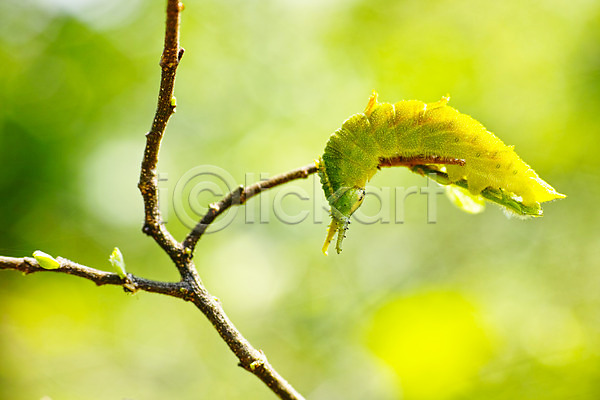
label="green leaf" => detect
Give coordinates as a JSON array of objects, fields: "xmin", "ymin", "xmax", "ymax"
[
  {"xmin": 33, "ymin": 250, "xmax": 60, "ymax": 270},
  {"xmin": 445, "ymin": 185, "xmax": 486, "ymax": 214}
]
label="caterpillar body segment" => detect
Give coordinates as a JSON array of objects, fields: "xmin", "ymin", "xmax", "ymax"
[{"xmin": 318, "ymin": 92, "xmax": 565, "ymax": 254}]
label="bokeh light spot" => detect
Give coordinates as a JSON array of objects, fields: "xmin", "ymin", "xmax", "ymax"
[{"xmin": 366, "ymin": 290, "xmax": 494, "ymax": 399}]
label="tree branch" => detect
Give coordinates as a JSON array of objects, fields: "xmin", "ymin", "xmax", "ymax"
[
  {"xmin": 2, "ymin": 1, "xmax": 309, "ymax": 399},
  {"xmin": 182, "ymin": 163, "xmax": 318, "ymax": 253},
  {"xmin": 0, "ymin": 256, "xmax": 185, "ymax": 297},
  {"xmin": 133, "ymin": 1, "xmax": 307, "ymax": 398},
  {"xmin": 0, "ymin": 254, "xmax": 307, "ymax": 399},
  {"xmin": 184, "ymin": 276, "xmax": 305, "ymax": 399},
  {"xmin": 138, "ymin": 0, "xmax": 184, "ymax": 265}
]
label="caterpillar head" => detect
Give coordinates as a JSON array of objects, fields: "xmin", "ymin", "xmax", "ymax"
[{"xmin": 323, "ymin": 186, "xmax": 366, "ymax": 255}]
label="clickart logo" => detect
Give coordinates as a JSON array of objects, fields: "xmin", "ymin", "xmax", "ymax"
[{"xmin": 158, "ymin": 165, "xmax": 445, "ymax": 233}]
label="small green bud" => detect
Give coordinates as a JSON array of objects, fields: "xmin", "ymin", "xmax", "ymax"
[
  {"xmin": 249, "ymin": 360, "xmax": 261, "ymax": 371},
  {"xmin": 108, "ymin": 247, "xmax": 127, "ymax": 278},
  {"xmin": 170, "ymin": 96, "xmax": 177, "ymax": 107},
  {"xmin": 33, "ymin": 250, "xmax": 60, "ymax": 270}
]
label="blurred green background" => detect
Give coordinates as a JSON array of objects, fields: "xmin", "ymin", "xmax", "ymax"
[{"xmin": 1, "ymin": 0, "xmax": 599, "ymax": 399}]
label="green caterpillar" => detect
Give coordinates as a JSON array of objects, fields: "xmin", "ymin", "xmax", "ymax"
[{"xmin": 317, "ymin": 92, "xmax": 565, "ymax": 254}]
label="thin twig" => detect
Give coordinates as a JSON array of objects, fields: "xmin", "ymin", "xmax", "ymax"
[
  {"xmin": 0, "ymin": 256, "xmax": 185, "ymax": 297},
  {"xmin": 138, "ymin": 0, "xmax": 184, "ymax": 264},
  {"xmin": 183, "ymin": 163, "xmax": 318, "ymax": 253},
  {"xmin": 184, "ymin": 277, "xmax": 305, "ymax": 399}
]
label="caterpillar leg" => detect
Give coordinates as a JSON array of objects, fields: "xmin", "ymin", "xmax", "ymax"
[
  {"xmin": 322, "ymin": 219, "xmax": 339, "ymax": 255},
  {"xmin": 322, "ymin": 218, "xmax": 350, "ymax": 255}
]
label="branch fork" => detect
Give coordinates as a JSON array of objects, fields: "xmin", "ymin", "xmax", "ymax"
[{"xmin": 1, "ymin": 1, "xmax": 312, "ymax": 399}]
